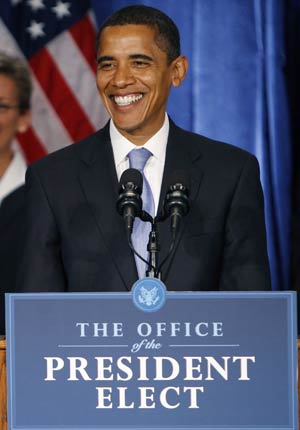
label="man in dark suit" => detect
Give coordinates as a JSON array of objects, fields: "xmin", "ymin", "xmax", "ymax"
[{"xmin": 18, "ymin": 5, "xmax": 271, "ymax": 293}]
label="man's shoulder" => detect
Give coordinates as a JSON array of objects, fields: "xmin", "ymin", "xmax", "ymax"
[
  {"xmin": 172, "ymin": 122, "xmax": 256, "ymax": 166},
  {"xmin": 29, "ymin": 124, "xmax": 110, "ymax": 173},
  {"xmin": 1, "ymin": 185, "xmax": 25, "ymax": 207}
]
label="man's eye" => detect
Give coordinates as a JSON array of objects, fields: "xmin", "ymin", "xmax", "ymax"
[
  {"xmin": 0, "ymin": 103, "xmax": 10, "ymax": 111},
  {"xmin": 133, "ymin": 61, "xmax": 149, "ymax": 67},
  {"xmin": 98, "ymin": 63, "xmax": 113, "ymax": 70}
]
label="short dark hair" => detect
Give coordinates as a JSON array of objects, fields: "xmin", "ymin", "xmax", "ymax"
[
  {"xmin": 0, "ymin": 52, "xmax": 32, "ymax": 114},
  {"xmin": 96, "ymin": 5, "xmax": 181, "ymax": 64}
]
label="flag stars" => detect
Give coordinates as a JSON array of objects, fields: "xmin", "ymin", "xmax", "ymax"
[
  {"xmin": 52, "ymin": 1, "xmax": 71, "ymax": 19},
  {"xmin": 27, "ymin": 20, "xmax": 45, "ymax": 39},
  {"xmin": 11, "ymin": 0, "xmax": 23, "ymax": 5},
  {"xmin": 27, "ymin": 0, "xmax": 45, "ymax": 11}
]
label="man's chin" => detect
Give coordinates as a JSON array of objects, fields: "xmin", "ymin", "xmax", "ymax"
[{"xmin": 113, "ymin": 119, "xmax": 143, "ymax": 135}]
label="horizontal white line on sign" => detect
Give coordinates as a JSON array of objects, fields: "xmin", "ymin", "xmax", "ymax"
[
  {"xmin": 57, "ymin": 344, "xmax": 129, "ymax": 348},
  {"xmin": 169, "ymin": 344, "xmax": 240, "ymax": 347}
]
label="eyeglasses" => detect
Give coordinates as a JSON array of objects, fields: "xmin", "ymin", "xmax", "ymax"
[{"xmin": 0, "ymin": 103, "xmax": 20, "ymax": 114}]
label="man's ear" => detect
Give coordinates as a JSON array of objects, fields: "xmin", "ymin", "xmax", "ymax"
[
  {"xmin": 17, "ymin": 110, "xmax": 30, "ymax": 133},
  {"xmin": 171, "ymin": 55, "xmax": 188, "ymax": 88}
]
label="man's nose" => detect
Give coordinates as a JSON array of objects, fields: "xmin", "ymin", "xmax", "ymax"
[{"xmin": 111, "ymin": 64, "xmax": 135, "ymax": 87}]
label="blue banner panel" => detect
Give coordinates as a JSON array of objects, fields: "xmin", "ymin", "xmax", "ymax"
[{"xmin": 6, "ymin": 291, "xmax": 297, "ymax": 429}]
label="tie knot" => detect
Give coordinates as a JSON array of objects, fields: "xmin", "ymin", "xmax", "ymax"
[{"xmin": 128, "ymin": 148, "xmax": 152, "ymax": 172}]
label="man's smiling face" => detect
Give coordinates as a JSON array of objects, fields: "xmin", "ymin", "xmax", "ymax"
[{"xmin": 96, "ymin": 24, "xmax": 186, "ymax": 145}]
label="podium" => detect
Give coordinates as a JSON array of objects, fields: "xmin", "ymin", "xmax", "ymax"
[
  {"xmin": 1, "ymin": 342, "xmax": 300, "ymax": 429},
  {"xmin": 2, "ymin": 344, "xmax": 300, "ymax": 429},
  {"xmin": 0, "ymin": 296, "xmax": 300, "ymax": 430}
]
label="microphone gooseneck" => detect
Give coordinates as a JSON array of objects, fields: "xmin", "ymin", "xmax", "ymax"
[
  {"xmin": 158, "ymin": 171, "xmax": 190, "ymax": 276},
  {"xmin": 163, "ymin": 171, "xmax": 190, "ymax": 236}
]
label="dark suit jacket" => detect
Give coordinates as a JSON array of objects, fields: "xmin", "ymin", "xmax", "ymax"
[
  {"xmin": 0, "ymin": 185, "xmax": 25, "ymax": 334},
  {"xmin": 18, "ymin": 120, "xmax": 271, "ymax": 293}
]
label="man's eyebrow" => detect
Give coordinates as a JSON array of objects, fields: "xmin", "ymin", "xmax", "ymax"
[
  {"xmin": 97, "ymin": 56, "xmax": 114, "ymax": 64},
  {"xmin": 97, "ymin": 54, "xmax": 154, "ymax": 64},
  {"xmin": 129, "ymin": 54, "xmax": 153, "ymax": 62}
]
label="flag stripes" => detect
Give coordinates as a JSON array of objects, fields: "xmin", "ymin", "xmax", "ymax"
[
  {"xmin": 69, "ymin": 14, "xmax": 97, "ymax": 73},
  {"xmin": 47, "ymin": 30, "xmax": 104, "ymax": 131},
  {"xmin": 17, "ymin": 127, "xmax": 47, "ymax": 163},
  {"xmin": 0, "ymin": 4, "xmax": 108, "ymax": 164},
  {"xmin": 30, "ymin": 49, "xmax": 95, "ymax": 141}
]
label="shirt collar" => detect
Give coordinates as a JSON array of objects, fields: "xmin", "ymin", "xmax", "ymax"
[{"xmin": 110, "ymin": 114, "xmax": 169, "ymax": 167}]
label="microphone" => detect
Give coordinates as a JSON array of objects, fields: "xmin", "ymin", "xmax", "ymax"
[
  {"xmin": 116, "ymin": 168, "xmax": 143, "ymax": 235},
  {"xmin": 163, "ymin": 171, "xmax": 190, "ymax": 235},
  {"xmin": 155, "ymin": 171, "xmax": 190, "ymax": 277}
]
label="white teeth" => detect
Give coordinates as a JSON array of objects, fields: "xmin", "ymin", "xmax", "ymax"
[{"xmin": 114, "ymin": 94, "xmax": 143, "ymax": 106}]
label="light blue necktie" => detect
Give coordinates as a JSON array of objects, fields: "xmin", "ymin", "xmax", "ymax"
[{"xmin": 128, "ymin": 148, "xmax": 155, "ymax": 278}]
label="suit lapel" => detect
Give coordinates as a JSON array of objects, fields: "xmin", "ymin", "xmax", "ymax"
[
  {"xmin": 75, "ymin": 125, "xmax": 137, "ymax": 291},
  {"xmin": 157, "ymin": 121, "xmax": 203, "ymax": 284}
]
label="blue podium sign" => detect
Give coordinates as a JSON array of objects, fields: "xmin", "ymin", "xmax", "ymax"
[{"xmin": 6, "ymin": 291, "xmax": 297, "ymax": 430}]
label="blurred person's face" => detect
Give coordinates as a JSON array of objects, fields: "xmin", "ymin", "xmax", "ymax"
[
  {"xmin": 0, "ymin": 74, "xmax": 30, "ymax": 155},
  {"xmin": 96, "ymin": 24, "xmax": 187, "ymax": 145}
]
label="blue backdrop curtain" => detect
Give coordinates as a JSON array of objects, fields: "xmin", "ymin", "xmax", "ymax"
[{"xmin": 91, "ymin": 0, "xmax": 296, "ymax": 292}]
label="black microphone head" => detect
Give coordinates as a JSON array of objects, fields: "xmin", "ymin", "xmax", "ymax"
[
  {"xmin": 119, "ymin": 168, "xmax": 143, "ymax": 195},
  {"xmin": 117, "ymin": 168, "xmax": 143, "ymax": 219},
  {"xmin": 167, "ymin": 170, "xmax": 189, "ymax": 192},
  {"xmin": 164, "ymin": 170, "xmax": 190, "ymax": 218}
]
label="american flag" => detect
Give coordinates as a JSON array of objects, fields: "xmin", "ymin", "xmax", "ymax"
[{"xmin": 0, "ymin": 0, "xmax": 108, "ymax": 163}]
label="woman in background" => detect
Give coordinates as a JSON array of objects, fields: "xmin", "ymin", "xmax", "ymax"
[{"xmin": 0, "ymin": 52, "xmax": 32, "ymax": 335}]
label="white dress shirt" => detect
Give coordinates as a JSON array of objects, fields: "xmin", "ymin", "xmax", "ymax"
[
  {"xmin": 110, "ymin": 114, "xmax": 169, "ymax": 215},
  {"xmin": 0, "ymin": 150, "xmax": 27, "ymax": 205}
]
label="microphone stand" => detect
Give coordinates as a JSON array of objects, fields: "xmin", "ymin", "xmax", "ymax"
[
  {"xmin": 146, "ymin": 221, "xmax": 161, "ymax": 279},
  {"xmin": 126, "ymin": 210, "xmax": 161, "ymax": 279},
  {"xmin": 126, "ymin": 209, "xmax": 181, "ymax": 281}
]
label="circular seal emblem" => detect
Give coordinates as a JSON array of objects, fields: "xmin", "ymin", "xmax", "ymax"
[{"xmin": 132, "ymin": 277, "xmax": 167, "ymax": 312}]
